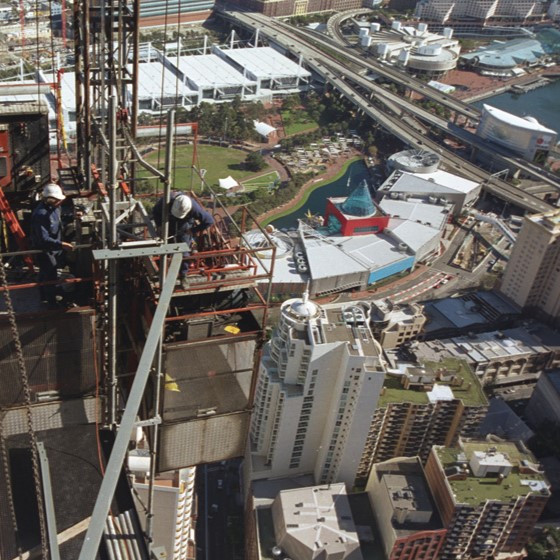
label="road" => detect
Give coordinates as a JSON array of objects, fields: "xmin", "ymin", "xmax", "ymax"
[{"xmin": 196, "ymin": 460, "xmax": 244, "ymax": 560}]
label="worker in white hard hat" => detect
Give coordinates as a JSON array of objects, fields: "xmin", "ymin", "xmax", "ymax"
[
  {"xmin": 31, "ymin": 183, "xmax": 74, "ymax": 307},
  {"xmin": 152, "ymin": 192, "xmax": 214, "ymax": 289}
]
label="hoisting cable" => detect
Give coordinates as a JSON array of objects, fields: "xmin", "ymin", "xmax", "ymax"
[
  {"xmin": 0, "ymin": 262, "xmax": 49, "ymax": 560},
  {"xmin": 155, "ymin": 0, "xmax": 172, "ymax": 182},
  {"xmin": 0, "ymin": 411, "xmax": 24, "ymax": 560}
]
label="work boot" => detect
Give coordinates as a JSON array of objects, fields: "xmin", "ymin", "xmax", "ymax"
[{"xmin": 181, "ymin": 275, "xmax": 190, "ymax": 290}]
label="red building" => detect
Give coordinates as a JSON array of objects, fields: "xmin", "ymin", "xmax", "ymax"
[
  {"xmin": 324, "ymin": 181, "xmax": 389, "ymax": 236},
  {"xmin": 366, "ymin": 457, "xmax": 447, "ymax": 560}
]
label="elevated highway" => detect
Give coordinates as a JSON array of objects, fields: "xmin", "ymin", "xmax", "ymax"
[{"xmin": 219, "ymin": 9, "xmax": 555, "ymax": 214}]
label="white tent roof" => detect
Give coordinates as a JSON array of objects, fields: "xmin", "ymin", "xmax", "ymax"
[
  {"xmin": 254, "ymin": 120, "xmax": 276, "ymax": 137},
  {"xmin": 218, "ymin": 176, "xmax": 239, "ymax": 190}
]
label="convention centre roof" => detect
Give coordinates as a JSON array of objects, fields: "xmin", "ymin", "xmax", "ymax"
[
  {"xmin": 216, "ymin": 46, "xmax": 311, "ymax": 80},
  {"xmin": 482, "ymin": 104, "xmax": 556, "ymax": 134},
  {"xmin": 176, "ymin": 54, "xmax": 256, "ymax": 89}
]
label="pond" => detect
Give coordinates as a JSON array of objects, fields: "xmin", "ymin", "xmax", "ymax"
[{"xmin": 270, "ymin": 160, "xmax": 372, "ymax": 230}]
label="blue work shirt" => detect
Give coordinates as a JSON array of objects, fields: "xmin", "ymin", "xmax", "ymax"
[
  {"xmin": 152, "ymin": 193, "xmax": 214, "ymax": 240},
  {"xmin": 31, "ymin": 201, "xmax": 63, "ymax": 252}
]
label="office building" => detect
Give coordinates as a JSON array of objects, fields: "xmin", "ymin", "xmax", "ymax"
[
  {"xmin": 525, "ymin": 369, "xmax": 560, "ymax": 427},
  {"xmin": 357, "ymin": 358, "xmax": 487, "ymax": 482},
  {"xmin": 249, "ymin": 295, "xmax": 386, "ymax": 486},
  {"xmin": 369, "ymin": 299, "xmax": 426, "ymax": 348},
  {"xmin": 501, "ymin": 210, "xmax": 560, "ymax": 325},
  {"xmin": 366, "ymin": 457, "xmax": 446, "ymax": 560},
  {"xmin": 227, "ymin": 0, "xmax": 362, "ymax": 18},
  {"xmin": 413, "ymin": 326, "xmax": 558, "ymax": 386},
  {"xmin": 476, "ymin": 105, "xmax": 557, "ymax": 162},
  {"xmin": 425, "ymin": 440, "xmax": 550, "ymax": 560}
]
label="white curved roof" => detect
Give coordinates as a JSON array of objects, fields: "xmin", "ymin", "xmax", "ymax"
[
  {"xmin": 483, "ymin": 104, "xmax": 555, "ymax": 134},
  {"xmin": 289, "ymin": 298, "xmax": 319, "ymax": 318}
]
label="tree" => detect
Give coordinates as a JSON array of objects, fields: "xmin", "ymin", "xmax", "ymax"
[
  {"xmin": 245, "ymin": 152, "xmax": 266, "ymax": 172},
  {"xmin": 527, "ymin": 528, "xmax": 560, "ymax": 560}
]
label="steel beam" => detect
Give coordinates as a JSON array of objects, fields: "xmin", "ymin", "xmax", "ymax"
[
  {"xmin": 92, "ymin": 243, "xmax": 189, "ymax": 261},
  {"xmin": 78, "ymin": 252, "xmax": 182, "ymax": 560},
  {"xmin": 37, "ymin": 442, "xmax": 61, "ymax": 560}
]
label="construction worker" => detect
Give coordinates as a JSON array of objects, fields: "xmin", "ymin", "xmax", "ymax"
[
  {"xmin": 31, "ymin": 183, "xmax": 73, "ymax": 307},
  {"xmin": 152, "ymin": 192, "xmax": 214, "ymax": 288}
]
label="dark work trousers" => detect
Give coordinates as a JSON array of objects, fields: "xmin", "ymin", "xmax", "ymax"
[
  {"xmin": 37, "ymin": 250, "xmax": 63, "ymax": 304},
  {"xmin": 177, "ymin": 230, "xmax": 194, "ymax": 274}
]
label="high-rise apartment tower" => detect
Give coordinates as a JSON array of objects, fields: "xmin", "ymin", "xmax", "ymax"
[
  {"xmin": 501, "ymin": 210, "xmax": 560, "ymax": 325},
  {"xmin": 249, "ymin": 296, "xmax": 386, "ymax": 486},
  {"xmin": 425, "ymin": 440, "xmax": 549, "ymax": 560}
]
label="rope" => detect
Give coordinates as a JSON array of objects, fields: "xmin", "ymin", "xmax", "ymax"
[{"xmin": 0, "ymin": 263, "xmax": 49, "ymax": 559}]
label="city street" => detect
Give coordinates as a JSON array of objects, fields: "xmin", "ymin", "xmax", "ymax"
[{"xmin": 196, "ymin": 460, "xmax": 244, "ymax": 560}]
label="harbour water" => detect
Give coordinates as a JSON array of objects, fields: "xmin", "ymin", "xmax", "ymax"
[
  {"xmin": 270, "ymin": 160, "xmax": 371, "ymax": 229},
  {"xmin": 473, "ymin": 78, "xmax": 560, "ymax": 134}
]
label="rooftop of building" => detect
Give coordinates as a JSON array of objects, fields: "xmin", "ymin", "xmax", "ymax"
[
  {"xmin": 415, "ymin": 325, "xmax": 553, "ymax": 364},
  {"xmin": 324, "ymin": 305, "xmax": 381, "ymax": 358},
  {"xmin": 254, "ymin": 480, "xmax": 383, "ymax": 560},
  {"xmin": 423, "ymin": 291, "xmax": 520, "ymax": 333},
  {"xmin": 386, "ymin": 217, "xmax": 442, "ymax": 254},
  {"xmin": 137, "ymin": 61, "xmax": 198, "ymax": 98},
  {"xmin": 177, "ymin": 53, "xmax": 256, "ymax": 88},
  {"xmin": 436, "ymin": 441, "xmax": 549, "ymax": 506},
  {"xmin": 379, "ymin": 197, "xmax": 451, "ymax": 231},
  {"xmin": 370, "ymin": 298, "xmax": 423, "ymax": 324},
  {"xmin": 378, "ymin": 357, "xmax": 487, "ymax": 407},
  {"xmin": 482, "ymin": 104, "xmax": 557, "ymax": 134},
  {"xmin": 371, "ymin": 458, "xmax": 445, "ymax": 537},
  {"xmin": 302, "ymin": 229, "xmax": 412, "ymax": 280},
  {"xmin": 461, "ymin": 38, "xmax": 546, "ymax": 68},
  {"xmin": 275, "ymin": 484, "xmax": 362, "ymax": 557},
  {"xmin": 216, "ymin": 45, "xmax": 311, "ymax": 79},
  {"xmin": 380, "ymin": 169, "xmax": 479, "ymax": 196}
]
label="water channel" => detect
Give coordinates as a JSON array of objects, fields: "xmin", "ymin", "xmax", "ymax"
[{"xmin": 270, "ymin": 160, "xmax": 371, "ymax": 230}]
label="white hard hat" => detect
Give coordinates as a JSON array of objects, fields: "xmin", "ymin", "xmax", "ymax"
[
  {"xmin": 43, "ymin": 183, "xmax": 66, "ymax": 201},
  {"xmin": 171, "ymin": 194, "xmax": 192, "ymax": 219}
]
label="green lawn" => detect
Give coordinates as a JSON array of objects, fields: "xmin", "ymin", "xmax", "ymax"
[
  {"xmin": 281, "ymin": 110, "xmax": 319, "ymax": 136},
  {"xmin": 242, "ymin": 171, "xmax": 279, "ymax": 192},
  {"xmin": 138, "ymin": 144, "xmax": 270, "ymax": 193}
]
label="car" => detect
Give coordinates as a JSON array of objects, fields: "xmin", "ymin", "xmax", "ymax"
[
  {"xmin": 217, "ymin": 479, "xmax": 223, "ymax": 490},
  {"xmin": 211, "ymin": 504, "xmax": 219, "ymax": 513}
]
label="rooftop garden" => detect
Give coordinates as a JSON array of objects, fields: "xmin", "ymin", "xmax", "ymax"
[
  {"xmin": 437, "ymin": 443, "xmax": 547, "ymax": 507},
  {"xmin": 378, "ymin": 358, "xmax": 487, "ymax": 408}
]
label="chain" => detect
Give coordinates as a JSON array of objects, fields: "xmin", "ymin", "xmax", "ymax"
[
  {"xmin": 0, "ymin": 263, "xmax": 49, "ymax": 559},
  {"xmin": 0, "ymin": 412, "xmax": 24, "ymax": 560}
]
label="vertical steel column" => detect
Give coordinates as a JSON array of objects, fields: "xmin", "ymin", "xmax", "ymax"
[
  {"xmin": 37, "ymin": 442, "xmax": 61, "ymax": 560},
  {"xmin": 108, "ymin": 95, "xmax": 118, "ymax": 427},
  {"xmin": 78, "ymin": 252, "xmax": 183, "ymax": 560},
  {"xmin": 146, "ymin": 109, "xmax": 175, "ymax": 548}
]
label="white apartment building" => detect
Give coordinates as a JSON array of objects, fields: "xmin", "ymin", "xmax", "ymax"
[
  {"xmin": 249, "ymin": 296, "xmax": 386, "ymax": 486},
  {"xmin": 501, "ymin": 210, "xmax": 560, "ymax": 324},
  {"xmin": 414, "ymin": 0, "xmax": 548, "ymax": 24}
]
